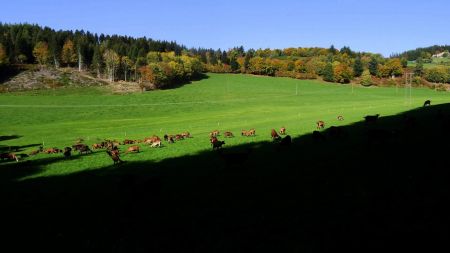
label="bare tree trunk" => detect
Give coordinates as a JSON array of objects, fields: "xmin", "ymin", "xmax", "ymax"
[
  {"xmin": 78, "ymin": 49, "xmax": 82, "ymax": 72},
  {"xmin": 54, "ymin": 56, "xmax": 59, "ymax": 69},
  {"xmin": 124, "ymin": 69, "xmax": 127, "ymax": 82}
]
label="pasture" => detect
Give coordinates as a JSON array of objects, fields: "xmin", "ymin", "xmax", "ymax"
[
  {"xmin": 2, "ymin": 73, "xmax": 450, "ymax": 251},
  {"xmin": 1, "ymin": 73, "xmax": 449, "ymax": 179}
]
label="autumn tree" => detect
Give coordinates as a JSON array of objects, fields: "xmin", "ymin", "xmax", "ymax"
[
  {"xmin": 0, "ymin": 43, "xmax": 8, "ymax": 66},
  {"xmin": 33, "ymin": 41, "xmax": 50, "ymax": 68},
  {"xmin": 334, "ymin": 63, "xmax": 353, "ymax": 83},
  {"xmin": 103, "ymin": 49, "xmax": 120, "ymax": 82},
  {"xmin": 61, "ymin": 39, "xmax": 77, "ymax": 67}
]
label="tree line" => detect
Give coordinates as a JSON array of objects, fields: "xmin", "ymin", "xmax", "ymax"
[{"xmin": 1, "ymin": 23, "xmax": 450, "ymax": 88}]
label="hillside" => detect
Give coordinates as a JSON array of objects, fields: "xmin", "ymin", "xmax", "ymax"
[{"xmin": 0, "ymin": 67, "xmax": 145, "ymax": 93}]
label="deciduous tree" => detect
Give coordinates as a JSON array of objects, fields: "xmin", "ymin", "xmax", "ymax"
[{"xmin": 33, "ymin": 41, "xmax": 50, "ymax": 68}]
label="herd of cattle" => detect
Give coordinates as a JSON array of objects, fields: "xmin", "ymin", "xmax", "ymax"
[
  {"xmin": 0, "ymin": 100, "xmax": 434, "ymax": 164},
  {"xmin": 0, "ymin": 115, "xmax": 347, "ymax": 164}
]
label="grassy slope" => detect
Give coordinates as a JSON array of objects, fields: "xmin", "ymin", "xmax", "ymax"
[
  {"xmin": 1, "ymin": 73, "xmax": 449, "ymax": 178},
  {"xmin": 1, "ymin": 73, "xmax": 450, "ymax": 251}
]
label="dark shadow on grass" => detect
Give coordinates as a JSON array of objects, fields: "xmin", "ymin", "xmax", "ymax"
[
  {"xmin": 159, "ymin": 73, "xmax": 209, "ymax": 90},
  {"xmin": 2, "ymin": 104, "xmax": 450, "ymax": 252}
]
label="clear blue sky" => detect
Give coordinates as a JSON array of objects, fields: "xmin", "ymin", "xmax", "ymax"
[{"xmin": 1, "ymin": 0, "xmax": 449, "ymax": 56}]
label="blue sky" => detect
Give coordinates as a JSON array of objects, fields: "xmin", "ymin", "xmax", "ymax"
[{"xmin": 1, "ymin": 0, "xmax": 449, "ymax": 56}]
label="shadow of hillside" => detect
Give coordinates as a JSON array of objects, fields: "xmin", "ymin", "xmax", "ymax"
[{"xmin": 1, "ymin": 104, "xmax": 450, "ymax": 252}]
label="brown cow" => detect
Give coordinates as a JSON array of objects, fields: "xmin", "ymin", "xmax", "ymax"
[
  {"xmin": 78, "ymin": 145, "xmax": 92, "ymax": 155},
  {"xmin": 45, "ymin": 148, "xmax": 62, "ymax": 154},
  {"xmin": 224, "ymin": 131, "xmax": 234, "ymax": 138},
  {"xmin": 316, "ymin": 121, "xmax": 325, "ymax": 130},
  {"xmin": 0, "ymin": 153, "xmax": 19, "ymax": 162},
  {"xmin": 92, "ymin": 143, "xmax": 103, "ymax": 149},
  {"xmin": 181, "ymin": 132, "xmax": 191, "ymax": 138},
  {"xmin": 144, "ymin": 136, "xmax": 161, "ymax": 145},
  {"xmin": 151, "ymin": 140, "xmax": 162, "ymax": 148},
  {"xmin": 212, "ymin": 140, "xmax": 225, "ymax": 150},
  {"xmin": 63, "ymin": 147, "xmax": 72, "ymax": 158},
  {"xmin": 125, "ymin": 145, "xmax": 140, "ymax": 153},
  {"xmin": 337, "ymin": 115, "xmax": 344, "ymax": 121},
  {"xmin": 279, "ymin": 127, "xmax": 286, "ymax": 135},
  {"xmin": 210, "ymin": 130, "xmax": 220, "ymax": 138},
  {"xmin": 106, "ymin": 150, "xmax": 122, "ymax": 164},
  {"xmin": 123, "ymin": 139, "xmax": 135, "ymax": 145},
  {"xmin": 271, "ymin": 129, "xmax": 281, "ymax": 140}
]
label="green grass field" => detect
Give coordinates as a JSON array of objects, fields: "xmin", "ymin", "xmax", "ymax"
[
  {"xmin": 408, "ymin": 57, "xmax": 450, "ymax": 69},
  {"xmin": 1, "ymin": 73, "xmax": 449, "ymax": 179}
]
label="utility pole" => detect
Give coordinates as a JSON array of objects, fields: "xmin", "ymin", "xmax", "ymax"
[{"xmin": 404, "ymin": 72, "xmax": 413, "ymax": 106}]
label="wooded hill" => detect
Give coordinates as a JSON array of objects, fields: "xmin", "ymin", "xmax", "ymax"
[{"xmin": 1, "ymin": 23, "xmax": 450, "ymax": 90}]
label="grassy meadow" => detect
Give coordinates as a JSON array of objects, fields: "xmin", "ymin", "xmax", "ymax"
[
  {"xmin": 1, "ymin": 73, "xmax": 449, "ymax": 179},
  {"xmin": 2, "ymin": 73, "xmax": 450, "ymax": 251}
]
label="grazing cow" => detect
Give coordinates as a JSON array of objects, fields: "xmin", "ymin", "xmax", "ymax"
[
  {"xmin": 210, "ymin": 136, "xmax": 218, "ymax": 145},
  {"xmin": 316, "ymin": 121, "xmax": 325, "ymax": 130},
  {"xmin": 63, "ymin": 147, "xmax": 72, "ymax": 158},
  {"xmin": 212, "ymin": 140, "xmax": 225, "ymax": 150},
  {"xmin": 125, "ymin": 145, "xmax": 140, "ymax": 153},
  {"xmin": 312, "ymin": 130, "xmax": 325, "ymax": 142},
  {"xmin": 0, "ymin": 153, "xmax": 19, "ymax": 162},
  {"xmin": 248, "ymin": 129, "xmax": 256, "ymax": 136},
  {"xmin": 144, "ymin": 136, "xmax": 161, "ymax": 145},
  {"xmin": 280, "ymin": 135, "xmax": 291, "ymax": 147},
  {"xmin": 72, "ymin": 143, "xmax": 87, "ymax": 151},
  {"xmin": 364, "ymin": 114, "xmax": 380, "ymax": 124},
  {"xmin": 151, "ymin": 141, "xmax": 162, "ymax": 148},
  {"xmin": 175, "ymin": 134, "xmax": 184, "ymax": 141},
  {"xmin": 106, "ymin": 150, "xmax": 122, "ymax": 164},
  {"xmin": 271, "ymin": 129, "xmax": 281, "ymax": 140},
  {"xmin": 279, "ymin": 127, "xmax": 286, "ymax": 135},
  {"xmin": 181, "ymin": 132, "xmax": 191, "ymax": 138},
  {"xmin": 423, "ymin": 100, "xmax": 431, "ymax": 107},
  {"xmin": 337, "ymin": 115, "xmax": 344, "ymax": 121},
  {"xmin": 92, "ymin": 143, "xmax": 103, "ymax": 149},
  {"xmin": 45, "ymin": 148, "xmax": 62, "ymax": 154},
  {"xmin": 224, "ymin": 131, "xmax": 234, "ymax": 138},
  {"xmin": 210, "ymin": 130, "xmax": 220, "ymax": 138},
  {"xmin": 78, "ymin": 145, "xmax": 92, "ymax": 155},
  {"xmin": 241, "ymin": 130, "xmax": 248, "ymax": 136},
  {"xmin": 123, "ymin": 139, "xmax": 135, "ymax": 145},
  {"xmin": 29, "ymin": 146, "xmax": 43, "ymax": 156}
]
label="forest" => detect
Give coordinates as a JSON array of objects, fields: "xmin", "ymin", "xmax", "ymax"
[{"xmin": 1, "ymin": 23, "xmax": 450, "ymax": 88}]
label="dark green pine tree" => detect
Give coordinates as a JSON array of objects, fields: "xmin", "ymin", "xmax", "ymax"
[
  {"xmin": 323, "ymin": 62, "xmax": 334, "ymax": 82},
  {"xmin": 353, "ymin": 56, "xmax": 364, "ymax": 77},
  {"xmin": 368, "ymin": 56, "xmax": 378, "ymax": 76}
]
